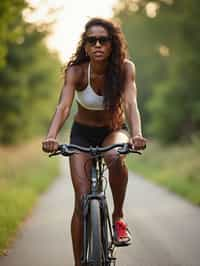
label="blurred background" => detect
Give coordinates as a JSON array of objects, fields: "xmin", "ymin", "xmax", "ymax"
[{"xmin": 0, "ymin": 0, "xmax": 199, "ymax": 255}]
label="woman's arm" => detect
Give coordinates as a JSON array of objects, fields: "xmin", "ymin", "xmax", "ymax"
[
  {"xmin": 42, "ymin": 66, "xmax": 80, "ymax": 152},
  {"xmin": 123, "ymin": 60, "xmax": 146, "ymax": 149}
]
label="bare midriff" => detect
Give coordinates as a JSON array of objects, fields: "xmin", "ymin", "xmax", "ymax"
[{"xmin": 74, "ymin": 104, "xmax": 125, "ymax": 127}]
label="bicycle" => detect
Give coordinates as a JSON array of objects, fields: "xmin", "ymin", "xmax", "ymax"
[{"xmin": 49, "ymin": 143, "xmax": 141, "ymax": 266}]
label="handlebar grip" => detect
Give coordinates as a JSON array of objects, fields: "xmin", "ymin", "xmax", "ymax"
[
  {"xmin": 50, "ymin": 145, "xmax": 77, "ymax": 157},
  {"xmin": 117, "ymin": 143, "xmax": 142, "ymax": 155},
  {"xmin": 143, "ymin": 144, "xmax": 147, "ymax": 150}
]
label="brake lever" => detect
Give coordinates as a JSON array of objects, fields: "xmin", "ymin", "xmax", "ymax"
[
  {"xmin": 118, "ymin": 143, "xmax": 142, "ymax": 155},
  {"xmin": 60, "ymin": 145, "xmax": 78, "ymax": 156},
  {"xmin": 64, "ymin": 150, "xmax": 77, "ymax": 156},
  {"xmin": 49, "ymin": 151, "xmax": 61, "ymax": 157},
  {"xmin": 117, "ymin": 143, "xmax": 130, "ymax": 155},
  {"xmin": 129, "ymin": 148, "xmax": 142, "ymax": 155}
]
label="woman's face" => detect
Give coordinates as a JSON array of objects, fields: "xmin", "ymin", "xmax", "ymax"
[{"xmin": 85, "ymin": 25, "xmax": 112, "ymax": 62}]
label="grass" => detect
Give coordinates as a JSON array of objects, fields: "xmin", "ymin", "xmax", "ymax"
[
  {"xmin": 126, "ymin": 137, "xmax": 200, "ymax": 206},
  {"xmin": 0, "ymin": 139, "xmax": 59, "ymax": 255}
]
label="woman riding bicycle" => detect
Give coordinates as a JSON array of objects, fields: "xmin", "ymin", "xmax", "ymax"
[{"xmin": 42, "ymin": 17, "xmax": 146, "ymax": 266}]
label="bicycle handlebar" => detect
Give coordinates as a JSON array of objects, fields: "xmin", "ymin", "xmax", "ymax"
[{"xmin": 49, "ymin": 143, "xmax": 143, "ymax": 157}]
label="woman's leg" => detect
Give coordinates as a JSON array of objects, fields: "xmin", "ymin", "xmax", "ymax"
[
  {"xmin": 69, "ymin": 153, "xmax": 92, "ymax": 266},
  {"xmin": 102, "ymin": 130, "xmax": 129, "ymax": 223}
]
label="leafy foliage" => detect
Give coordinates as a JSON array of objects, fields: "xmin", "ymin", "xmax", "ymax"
[
  {"xmin": 0, "ymin": 0, "xmax": 26, "ymax": 69},
  {"xmin": 114, "ymin": 0, "xmax": 200, "ymax": 143},
  {"xmin": 0, "ymin": 1, "xmax": 61, "ymax": 144}
]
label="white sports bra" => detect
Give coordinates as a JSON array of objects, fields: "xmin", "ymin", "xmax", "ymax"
[{"xmin": 76, "ymin": 63, "xmax": 104, "ymax": 111}]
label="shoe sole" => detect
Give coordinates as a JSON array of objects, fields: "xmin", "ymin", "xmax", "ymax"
[{"xmin": 113, "ymin": 240, "xmax": 132, "ymax": 247}]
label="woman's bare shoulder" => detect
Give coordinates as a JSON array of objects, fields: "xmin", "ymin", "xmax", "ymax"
[
  {"xmin": 123, "ymin": 59, "xmax": 136, "ymax": 79},
  {"xmin": 64, "ymin": 63, "xmax": 88, "ymax": 87},
  {"xmin": 64, "ymin": 62, "xmax": 88, "ymax": 85},
  {"xmin": 123, "ymin": 59, "xmax": 136, "ymax": 72}
]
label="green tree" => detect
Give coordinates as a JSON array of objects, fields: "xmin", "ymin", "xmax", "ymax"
[
  {"xmin": 0, "ymin": 0, "xmax": 26, "ymax": 69},
  {"xmin": 147, "ymin": 0, "xmax": 200, "ymax": 142},
  {"xmin": 0, "ymin": 3, "xmax": 62, "ymax": 144},
  {"xmin": 114, "ymin": 0, "xmax": 200, "ymax": 143}
]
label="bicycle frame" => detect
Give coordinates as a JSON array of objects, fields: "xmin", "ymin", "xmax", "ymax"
[{"xmin": 49, "ymin": 143, "xmax": 141, "ymax": 266}]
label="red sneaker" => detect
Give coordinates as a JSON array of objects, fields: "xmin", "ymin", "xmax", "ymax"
[{"xmin": 113, "ymin": 219, "xmax": 132, "ymax": 246}]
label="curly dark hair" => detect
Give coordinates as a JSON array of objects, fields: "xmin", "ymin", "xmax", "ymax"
[{"xmin": 65, "ymin": 17, "xmax": 128, "ymax": 129}]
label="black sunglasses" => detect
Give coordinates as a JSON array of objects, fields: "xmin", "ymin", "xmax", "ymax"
[{"xmin": 85, "ymin": 36, "xmax": 111, "ymax": 46}]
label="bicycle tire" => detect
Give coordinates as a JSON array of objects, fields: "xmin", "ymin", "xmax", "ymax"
[
  {"xmin": 101, "ymin": 205, "xmax": 110, "ymax": 266},
  {"xmin": 88, "ymin": 199, "xmax": 102, "ymax": 266}
]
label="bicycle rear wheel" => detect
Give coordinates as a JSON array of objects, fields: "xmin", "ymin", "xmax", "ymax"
[{"xmin": 88, "ymin": 199, "xmax": 102, "ymax": 266}]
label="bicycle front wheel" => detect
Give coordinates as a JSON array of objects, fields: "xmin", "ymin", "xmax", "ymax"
[{"xmin": 88, "ymin": 199, "xmax": 102, "ymax": 266}]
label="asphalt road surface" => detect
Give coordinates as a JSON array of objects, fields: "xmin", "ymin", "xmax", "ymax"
[{"xmin": 0, "ymin": 157, "xmax": 200, "ymax": 266}]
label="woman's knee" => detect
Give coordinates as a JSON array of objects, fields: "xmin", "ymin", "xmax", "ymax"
[
  {"xmin": 104, "ymin": 150, "xmax": 117, "ymax": 164},
  {"xmin": 104, "ymin": 150, "xmax": 125, "ymax": 167}
]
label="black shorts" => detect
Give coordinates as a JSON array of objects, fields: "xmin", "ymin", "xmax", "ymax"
[{"xmin": 70, "ymin": 121, "xmax": 128, "ymax": 147}]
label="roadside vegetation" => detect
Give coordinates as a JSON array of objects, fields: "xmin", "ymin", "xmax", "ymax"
[
  {"xmin": 0, "ymin": 139, "xmax": 59, "ymax": 255},
  {"xmin": 0, "ymin": 1, "xmax": 62, "ymax": 255},
  {"xmin": 115, "ymin": 0, "xmax": 200, "ymax": 206},
  {"xmin": 126, "ymin": 137, "xmax": 200, "ymax": 206}
]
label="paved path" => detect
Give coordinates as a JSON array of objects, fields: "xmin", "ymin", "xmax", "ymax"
[{"xmin": 0, "ymin": 158, "xmax": 200, "ymax": 266}]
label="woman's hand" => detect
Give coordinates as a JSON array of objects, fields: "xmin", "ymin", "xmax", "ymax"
[
  {"xmin": 42, "ymin": 138, "xmax": 59, "ymax": 153},
  {"xmin": 130, "ymin": 135, "xmax": 147, "ymax": 150}
]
